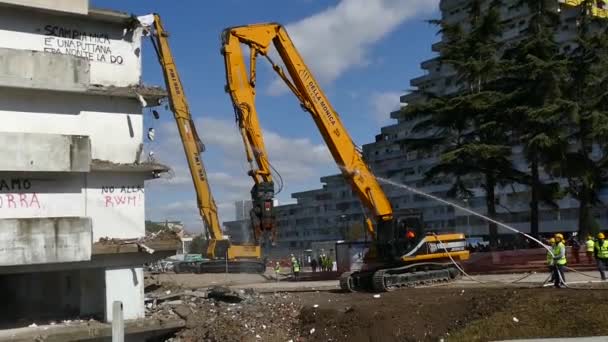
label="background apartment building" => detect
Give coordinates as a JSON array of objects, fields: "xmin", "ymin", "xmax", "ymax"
[
  {"xmin": 225, "ymin": 0, "xmax": 608, "ymax": 257},
  {"xmin": 0, "ymin": 0, "xmax": 178, "ymax": 333}
]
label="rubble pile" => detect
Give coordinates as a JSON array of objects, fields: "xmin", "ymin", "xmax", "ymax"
[{"xmin": 146, "ymin": 286, "xmax": 303, "ymax": 342}]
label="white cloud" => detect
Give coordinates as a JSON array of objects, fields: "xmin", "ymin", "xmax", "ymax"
[
  {"xmin": 145, "ymin": 116, "xmax": 334, "ymax": 228},
  {"xmin": 267, "ymin": 0, "xmax": 438, "ymax": 95},
  {"xmin": 151, "ymin": 117, "xmax": 333, "ymax": 182},
  {"xmin": 369, "ymin": 91, "xmax": 403, "ymax": 124}
]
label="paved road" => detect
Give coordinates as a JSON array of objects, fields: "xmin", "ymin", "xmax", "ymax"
[
  {"xmin": 229, "ymin": 271, "xmax": 607, "ymax": 292},
  {"xmin": 147, "ymin": 270, "xmax": 607, "ymax": 292}
]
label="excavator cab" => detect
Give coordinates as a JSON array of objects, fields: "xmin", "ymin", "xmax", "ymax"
[{"xmin": 375, "ymin": 210, "xmax": 424, "ymax": 263}]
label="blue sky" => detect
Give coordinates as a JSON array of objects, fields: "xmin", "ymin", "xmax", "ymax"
[{"xmin": 92, "ymin": 0, "xmax": 441, "ymax": 232}]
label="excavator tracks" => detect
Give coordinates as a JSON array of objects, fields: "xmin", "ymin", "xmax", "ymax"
[
  {"xmin": 199, "ymin": 260, "xmax": 266, "ymax": 274},
  {"xmin": 340, "ymin": 263, "xmax": 460, "ymax": 292},
  {"xmin": 174, "ymin": 260, "xmax": 266, "ymax": 274}
]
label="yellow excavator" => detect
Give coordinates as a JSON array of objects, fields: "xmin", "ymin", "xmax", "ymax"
[
  {"xmin": 559, "ymin": 0, "xmax": 608, "ymax": 17},
  {"xmin": 146, "ymin": 14, "xmax": 265, "ymax": 273},
  {"xmin": 221, "ymin": 23, "xmax": 470, "ymax": 291}
]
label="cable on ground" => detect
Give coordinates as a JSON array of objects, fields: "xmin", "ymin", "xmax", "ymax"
[{"xmin": 433, "ymin": 234, "xmax": 603, "ymax": 288}]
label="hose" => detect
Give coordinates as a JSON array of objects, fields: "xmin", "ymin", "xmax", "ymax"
[{"xmin": 433, "ymin": 234, "xmax": 598, "ymax": 288}]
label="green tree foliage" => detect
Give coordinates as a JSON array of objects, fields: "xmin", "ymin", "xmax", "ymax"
[
  {"xmin": 397, "ymin": 0, "xmax": 608, "ymax": 245},
  {"xmin": 402, "ymin": 0, "xmax": 522, "ymax": 246},
  {"xmin": 189, "ymin": 234, "xmax": 207, "ymax": 255},
  {"xmin": 562, "ymin": 3, "xmax": 608, "ymax": 238},
  {"xmin": 499, "ymin": 0, "xmax": 570, "ymax": 238},
  {"xmin": 145, "ymin": 220, "xmax": 166, "ymax": 233}
]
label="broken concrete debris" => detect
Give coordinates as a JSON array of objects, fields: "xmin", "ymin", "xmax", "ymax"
[{"xmin": 146, "ymin": 285, "xmax": 303, "ymax": 342}]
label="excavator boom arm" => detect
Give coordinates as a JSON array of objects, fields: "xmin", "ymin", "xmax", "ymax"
[
  {"xmin": 222, "ymin": 23, "xmax": 394, "ymax": 235},
  {"xmin": 151, "ymin": 14, "xmax": 224, "ymax": 246}
]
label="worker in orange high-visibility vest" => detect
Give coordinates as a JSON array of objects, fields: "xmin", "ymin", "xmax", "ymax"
[{"xmin": 595, "ymin": 232, "xmax": 608, "ymax": 281}]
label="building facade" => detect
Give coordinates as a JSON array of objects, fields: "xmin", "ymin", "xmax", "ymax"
[
  {"xmin": 0, "ymin": 0, "xmax": 177, "ymax": 331},
  {"xmin": 369, "ymin": 0, "xmax": 607, "ymax": 237}
]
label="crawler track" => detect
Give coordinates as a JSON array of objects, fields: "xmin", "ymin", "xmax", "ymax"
[
  {"xmin": 198, "ymin": 260, "xmax": 266, "ymax": 274},
  {"xmin": 340, "ymin": 262, "xmax": 460, "ymax": 292}
]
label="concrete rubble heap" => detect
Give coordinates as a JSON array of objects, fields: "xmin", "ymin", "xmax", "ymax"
[{"xmin": 145, "ymin": 285, "xmax": 303, "ymax": 342}]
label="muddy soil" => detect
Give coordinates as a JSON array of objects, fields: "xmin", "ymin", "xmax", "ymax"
[
  {"xmin": 159, "ymin": 285, "xmax": 608, "ymax": 342},
  {"xmin": 296, "ymin": 287, "xmax": 608, "ymax": 342}
]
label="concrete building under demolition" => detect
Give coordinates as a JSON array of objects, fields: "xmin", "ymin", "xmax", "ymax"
[
  {"xmin": 225, "ymin": 0, "xmax": 608, "ymax": 256},
  {"xmin": 0, "ymin": 0, "xmax": 180, "ymax": 337}
]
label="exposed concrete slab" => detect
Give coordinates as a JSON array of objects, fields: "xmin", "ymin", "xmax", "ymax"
[
  {"xmin": 0, "ymin": 47, "xmax": 89, "ymax": 92},
  {"xmin": 0, "ymin": 0, "xmax": 88, "ymax": 15},
  {"xmin": 0, "ymin": 317, "xmax": 184, "ymax": 342},
  {"xmin": 85, "ymin": 85, "xmax": 167, "ymax": 107},
  {"xmin": 0, "ymin": 47, "xmax": 166, "ymax": 106},
  {"xmin": 0, "ymin": 132, "xmax": 91, "ymax": 172},
  {"xmin": 88, "ymin": 7, "xmax": 133, "ymax": 24},
  {"xmin": 0, "ymin": 250, "xmax": 176, "ymax": 275},
  {"xmin": 0, "ymin": 217, "xmax": 92, "ymax": 266},
  {"xmin": 90, "ymin": 159, "xmax": 169, "ymax": 175}
]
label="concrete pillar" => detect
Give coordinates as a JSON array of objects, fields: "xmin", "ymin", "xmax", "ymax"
[{"xmin": 104, "ymin": 267, "xmax": 144, "ymax": 322}]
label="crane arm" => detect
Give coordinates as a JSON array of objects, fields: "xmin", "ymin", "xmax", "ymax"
[
  {"xmin": 150, "ymin": 14, "xmax": 224, "ymax": 244},
  {"xmin": 222, "ymin": 33, "xmax": 273, "ymax": 185},
  {"xmin": 222, "ymin": 23, "xmax": 393, "ymax": 236}
]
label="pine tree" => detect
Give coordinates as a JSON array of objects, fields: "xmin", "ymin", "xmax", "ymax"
[
  {"xmin": 499, "ymin": 0, "xmax": 570, "ymax": 238},
  {"xmin": 563, "ymin": 2, "xmax": 608, "ymax": 238},
  {"xmin": 402, "ymin": 1, "xmax": 521, "ymax": 246}
]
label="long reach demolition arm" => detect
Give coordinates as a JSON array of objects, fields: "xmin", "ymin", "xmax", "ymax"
[
  {"xmin": 222, "ymin": 23, "xmax": 469, "ymax": 291},
  {"xmin": 145, "ymin": 15, "xmax": 263, "ymax": 272}
]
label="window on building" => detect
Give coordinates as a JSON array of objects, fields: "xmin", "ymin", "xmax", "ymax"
[{"xmin": 336, "ymin": 202, "xmax": 351, "ymax": 211}]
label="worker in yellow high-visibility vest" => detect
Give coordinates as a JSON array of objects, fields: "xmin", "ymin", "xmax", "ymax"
[
  {"xmin": 594, "ymin": 232, "xmax": 608, "ymax": 281},
  {"xmin": 552, "ymin": 233, "xmax": 567, "ymax": 288},
  {"xmin": 586, "ymin": 235, "xmax": 596, "ymax": 264}
]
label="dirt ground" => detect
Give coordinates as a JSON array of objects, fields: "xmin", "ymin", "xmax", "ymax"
[
  {"xmin": 295, "ymin": 287, "xmax": 608, "ymax": 342},
  {"xmin": 148, "ymin": 272, "xmax": 608, "ymax": 342}
]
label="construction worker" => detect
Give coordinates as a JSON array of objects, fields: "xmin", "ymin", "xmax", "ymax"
[
  {"xmin": 586, "ymin": 235, "xmax": 596, "ymax": 264},
  {"xmin": 290, "ymin": 254, "xmax": 300, "ymax": 280},
  {"xmin": 274, "ymin": 261, "xmax": 281, "ymax": 282},
  {"xmin": 324, "ymin": 255, "xmax": 333, "ymax": 272},
  {"xmin": 594, "ymin": 232, "xmax": 608, "ymax": 280},
  {"xmin": 552, "ymin": 233, "xmax": 567, "ymax": 288},
  {"xmin": 310, "ymin": 258, "xmax": 318, "ymax": 273},
  {"xmin": 568, "ymin": 234, "xmax": 581, "ymax": 264},
  {"xmin": 547, "ymin": 238, "xmax": 556, "ymax": 283},
  {"xmin": 320, "ymin": 254, "xmax": 327, "ymax": 272}
]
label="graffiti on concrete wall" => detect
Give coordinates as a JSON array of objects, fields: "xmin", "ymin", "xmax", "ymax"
[
  {"xmin": 101, "ymin": 185, "xmax": 144, "ymax": 208},
  {"xmin": 0, "ymin": 178, "xmax": 40, "ymax": 209},
  {"xmin": 42, "ymin": 25, "xmax": 124, "ymax": 64}
]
